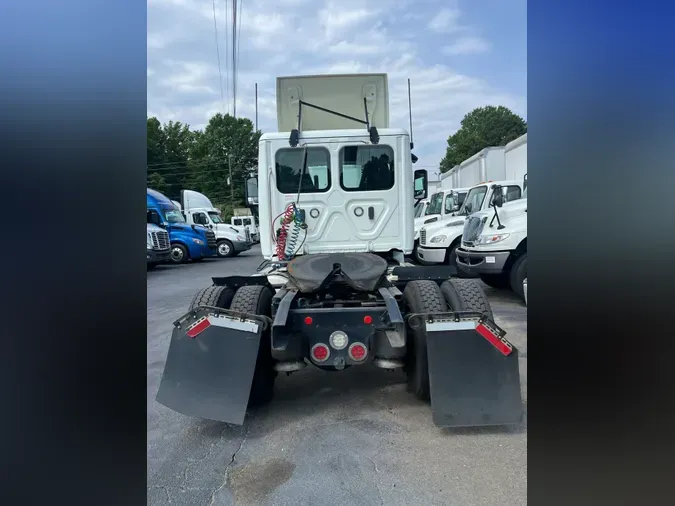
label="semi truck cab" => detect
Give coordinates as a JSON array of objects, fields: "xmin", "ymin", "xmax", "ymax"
[
  {"xmin": 179, "ymin": 190, "xmax": 252, "ymax": 258},
  {"xmin": 146, "ymin": 223, "xmax": 170, "ymax": 269},
  {"xmin": 417, "ymin": 180, "xmax": 524, "ymax": 268},
  {"xmin": 231, "ymin": 216, "xmax": 259, "ymax": 243},
  {"xmin": 456, "ymin": 174, "xmax": 528, "ymax": 300},
  {"xmin": 146, "ymin": 189, "xmax": 217, "ymax": 264}
]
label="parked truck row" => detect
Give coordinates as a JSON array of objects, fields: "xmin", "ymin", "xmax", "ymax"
[
  {"xmin": 146, "ymin": 188, "xmax": 257, "ymax": 269},
  {"xmin": 411, "ymin": 133, "xmax": 527, "ymax": 301}
]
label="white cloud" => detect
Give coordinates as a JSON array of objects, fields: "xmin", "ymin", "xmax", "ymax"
[
  {"xmin": 427, "ymin": 8, "xmax": 462, "ymax": 33},
  {"xmin": 443, "ymin": 36, "xmax": 492, "ymax": 55},
  {"xmin": 147, "ymin": 0, "xmax": 526, "ymax": 169}
]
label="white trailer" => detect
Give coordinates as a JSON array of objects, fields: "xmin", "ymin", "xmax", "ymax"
[{"xmin": 505, "ymin": 133, "xmax": 527, "ymax": 183}]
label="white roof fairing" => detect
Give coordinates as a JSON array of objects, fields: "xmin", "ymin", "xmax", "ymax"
[{"xmin": 276, "ymin": 74, "xmax": 390, "ymax": 133}]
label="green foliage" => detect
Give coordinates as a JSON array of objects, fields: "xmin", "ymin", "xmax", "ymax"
[
  {"xmin": 439, "ymin": 106, "xmax": 527, "ymax": 173},
  {"xmin": 147, "ymin": 172, "xmax": 169, "ymax": 195},
  {"xmin": 147, "ymin": 114, "xmax": 261, "ymax": 207}
]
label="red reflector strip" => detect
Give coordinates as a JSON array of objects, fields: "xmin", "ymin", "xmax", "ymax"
[
  {"xmin": 186, "ymin": 316, "xmax": 211, "ymax": 338},
  {"xmin": 475, "ymin": 323, "xmax": 513, "ymax": 356}
]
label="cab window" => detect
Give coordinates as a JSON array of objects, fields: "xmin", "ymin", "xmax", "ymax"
[
  {"xmin": 444, "ymin": 194, "xmax": 455, "ymax": 213},
  {"xmin": 192, "ymin": 212, "xmax": 208, "ymax": 225},
  {"xmin": 275, "ymin": 147, "xmax": 331, "ymax": 194},
  {"xmin": 489, "ymin": 185, "xmax": 522, "ymax": 206},
  {"xmin": 339, "ymin": 145, "xmax": 395, "ymax": 192},
  {"xmin": 147, "ymin": 210, "xmax": 162, "ymax": 225},
  {"xmin": 233, "ymin": 218, "xmax": 242, "ymax": 226}
]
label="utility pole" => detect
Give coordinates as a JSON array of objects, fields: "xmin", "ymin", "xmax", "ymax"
[
  {"xmin": 228, "ymin": 154, "xmax": 234, "ymax": 208},
  {"xmin": 255, "ymin": 82, "xmax": 258, "ymax": 130}
]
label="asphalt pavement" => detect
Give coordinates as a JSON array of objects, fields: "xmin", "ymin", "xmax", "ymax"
[{"xmin": 147, "ymin": 245, "xmax": 527, "ymax": 506}]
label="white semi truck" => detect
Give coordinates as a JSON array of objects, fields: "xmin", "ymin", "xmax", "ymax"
[
  {"xmin": 156, "ymin": 73, "xmax": 523, "ymax": 430},
  {"xmin": 178, "ymin": 190, "xmax": 252, "ymax": 258},
  {"xmin": 417, "ymin": 179, "xmax": 525, "ymax": 268},
  {"xmin": 456, "ymin": 174, "xmax": 528, "ymax": 301}
]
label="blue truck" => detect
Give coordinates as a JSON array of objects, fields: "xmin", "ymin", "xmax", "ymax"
[{"xmin": 146, "ymin": 188, "xmax": 217, "ymax": 264}]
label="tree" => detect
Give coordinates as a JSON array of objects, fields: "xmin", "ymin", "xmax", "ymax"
[
  {"xmin": 187, "ymin": 113, "xmax": 261, "ymax": 207},
  {"xmin": 147, "ymin": 171, "xmax": 169, "ymax": 195},
  {"xmin": 439, "ymin": 106, "xmax": 527, "ymax": 173}
]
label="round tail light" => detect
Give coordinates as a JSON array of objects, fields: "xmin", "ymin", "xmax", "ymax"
[
  {"xmin": 311, "ymin": 343, "xmax": 330, "ymax": 363},
  {"xmin": 348, "ymin": 342, "xmax": 367, "ymax": 362}
]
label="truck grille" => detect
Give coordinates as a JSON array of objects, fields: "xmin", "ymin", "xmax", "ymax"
[
  {"xmin": 151, "ymin": 230, "xmax": 170, "ymax": 251},
  {"xmin": 420, "ymin": 229, "xmax": 426, "ymax": 245},
  {"xmin": 205, "ymin": 230, "xmax": 217, "ymax": 248},
  {"xmin": 462, "ymin": 216, "xmax": 485, "ymax": 246}
]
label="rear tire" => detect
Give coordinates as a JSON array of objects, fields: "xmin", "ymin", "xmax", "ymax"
[
  {"xmin": 189, "ymin": 285, "xmax": 235, "ymax": 311},
  {"xmin": 229, "ymin": 285, "xmax": 276, "ymax": 406},
  {"xmin": 402, "ymin": 280, "xmax": 448, "ymax": 401},
  {"xmin": 440, "ymin": 278, "xmax": 494, "ymax": 322},
  {"xmin": 479, "ymin": 273, "xmax": 510, "ymax": 290},
  {"xmin": 509, "ymin": 253, "xmax": 527, "ymax": 300}
]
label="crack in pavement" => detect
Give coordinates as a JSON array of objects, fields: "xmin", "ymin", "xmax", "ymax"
[
  {"xmin": 150, "ymin": 485, "xmax": 172, "ymax": 504},
  {"xmin": 179, "ymin": 426, "xmax": 231, "ymax": 492},
  {"xmin": 362, "ymin": 456, "xmax": 384, "ymax": 506},
  {"xmin": 207, "ymin": 426, "xmax": 250, "ymax": 506}
]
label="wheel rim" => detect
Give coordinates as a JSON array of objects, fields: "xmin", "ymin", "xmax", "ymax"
[
  {"xmin": 218, "ymin": 243, "xmax": 231, "ymax": 256},
  {"xmin": 171, "ymin": 246, "xmax": 184, "ymax": 262}
]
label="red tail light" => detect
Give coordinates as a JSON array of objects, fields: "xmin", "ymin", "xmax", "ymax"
[
  {"xmin": 363, "ymin": 315, "xmax": 372, "ymax": 324},
  {"xmin": 311, "ymin": 343, "xmax": 330, "ymax": 362},
  {"xmin": 304, "ymin": 316, "xmax": 313, "ymax": 325},
  {"xmin": 348, "ymin": 342, "xmax": 367, "ymax": 361}
]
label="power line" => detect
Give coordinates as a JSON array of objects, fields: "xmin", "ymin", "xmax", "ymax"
[{"xmin": 211, "ymin": 0, "xmax": 225, "ymax": 110}]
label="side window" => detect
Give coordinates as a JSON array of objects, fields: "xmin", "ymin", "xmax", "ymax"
[
  {"xmin": 503, "ymin": 186, "xmax": 522, "ymax": 203},
  {"xmin": 243, "ymin": 218, "xmax": 251, "ymax": 226},
  {"xmin": 192, "ymin": 212, "xmax": 207, "ymax": 225},
  {"xmin": 444, "ymin": 194, "xmax": 454, "ymax": 213},
  {"xmin": 275, "ymin": 147, "xmax": 331, "ymax": 194},
  {"xmin": 147, "ymin": 210, "xmax": 161, "ymax": 225},
  {"xmin": 339, "ymin": 145, "xmax": 395, "ymax": 192},
  {"xmin": 233, "ymin": 218, "xmax": 242, "ymax": 226}
]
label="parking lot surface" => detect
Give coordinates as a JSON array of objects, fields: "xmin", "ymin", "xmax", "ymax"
[{"xmin": 148, "ymin": 245, "xmax": 527, "ymax": 506}]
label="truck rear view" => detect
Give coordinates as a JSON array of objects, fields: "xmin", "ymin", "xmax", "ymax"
[{"xmin": 155, "ymin": 74, "xmax": 523, "ymax": 429}]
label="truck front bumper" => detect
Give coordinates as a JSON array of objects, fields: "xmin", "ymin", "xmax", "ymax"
[
  {"xmin": 233, "ymin": 240, "xmax": 251, "ymax": 253},
  {"xmin": 147, "ymin": 248, "xmax": 171, "ymax": 263},
  {"xmin": 455, "ymin": 248, "xmax": 510, "ymax": 274},
  {"xmin": 416, "ymin": 246, "xmax": 447, "ymax": 264}
]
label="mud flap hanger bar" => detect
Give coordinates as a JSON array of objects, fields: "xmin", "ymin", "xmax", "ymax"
[
  {"xmin": 407, "ymin": 311, "xmax": 514, "ymax": 357},
  {"xmin": 173, "ymin": 305, "xmax": 273, "ymax": 331},
  {"xmin": 289, "ymin": 99, "xmax": 379, "ymax": 147}
]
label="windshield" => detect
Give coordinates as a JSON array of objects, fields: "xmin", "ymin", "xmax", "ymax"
[
  {"xmin": 164, "ymin": 208, "xmax": 186, "ymax": 224},
  {"xmin": 208, "ymin": 211, "xmax": 224, "ymax": 224},
  {"xmin": 427, "ymin": 192, "xmax": 443, "ymax": 215},
  {"xmin": 460, "ymin": 186, "xmax": 487, "ymax": 215}
]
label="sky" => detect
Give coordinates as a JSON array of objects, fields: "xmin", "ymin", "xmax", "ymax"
[{"xmin": 147, "ymin": 0, "xmax": 527, "ymax": 179}]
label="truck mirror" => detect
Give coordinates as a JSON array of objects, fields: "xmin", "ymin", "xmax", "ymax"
[
  {"xmin": 244, "ymin": 176, "xmax": 258, "ymax": 206},
  {"xmin": 492, "ymin": 186, "xmax": 504, "ymax": 208},
  {"xmin": 523, "ymin": 174, "xmax": 527, "ymax": 191},
  {"xmin": 413, "ymin": 169, "xmax": 427, "ymax": 200}
]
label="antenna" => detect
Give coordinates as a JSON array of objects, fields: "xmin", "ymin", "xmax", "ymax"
[
  {"xmin": 255, "ymin": 82, "xmax": 258, "ymax": 130},
  {"xmin": 407, "ymin": 78, "xmax": 414, "ymax": 150}
]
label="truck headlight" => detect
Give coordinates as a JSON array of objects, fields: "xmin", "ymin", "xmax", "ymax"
[
  {"xmin": 191, "ymin": 238, "xmax": 205, "ymax": 245},
  {"xmin": 147, "ymin": 234, "xmax": 153, "ymax": 248},
  {"xmin": 445, "ymin": 221, "xmax": 464, "ymax": 228},
  {"xmin": 430, "ymin": 235, "xmax": 447, "ymax": 243},
  {"xmin": 476, "ymin": 233, "xmax": 510, "ymax": 245}
]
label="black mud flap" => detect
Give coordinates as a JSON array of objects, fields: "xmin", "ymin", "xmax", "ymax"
[
  {"xmin": 155, "ymin": 307, "xmax": 265, "ymax": 425},
  {"xmin": 423, "ymin": 316, "xmax": 523, "ymax": 428}
]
